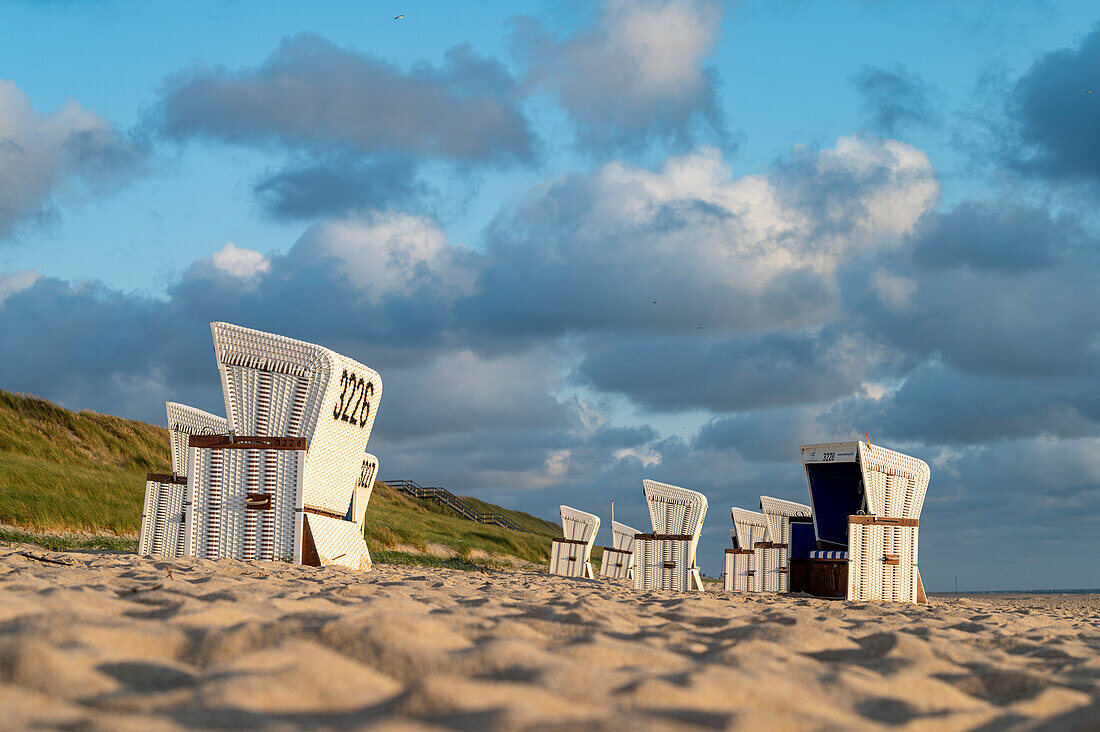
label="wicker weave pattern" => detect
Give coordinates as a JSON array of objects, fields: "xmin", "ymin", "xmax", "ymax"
[
  {"xmin": 138, "ymin": 480, "xmax": 156, "ymax": 556},
  {"xmin": 138, "ymin": 479, "xmax": 188, "ymax": 557},
  {"xmin": 635, "ymin": 480, "xmax": 707, "ymax": 592},
  {"xmin": 550, "ymin": 540, "xmax": 590, "ymax": 577},
  {"xmin": 722, "ymin": 551, "xmax": 755, "ymax": 592},
  {"xmin": 754, "ymin": 544, "xmax": 788, "ymax": 593},
  {"xmin": 186, "ymin": 445, "xmax": 305, "ymax": 563},
  {"xmin": 561, "ymin": 505, "xmax": 600, "ymax": 542},
  {"xmin": 642, "ymin": 480, "xmax": 707, "ymax": 558},
  {"xmin": 600, "ymin": 547, "xmax": 634, "ymax": 579},
  {"xmin": 304, "ymin": 513, "xmax": 372, "ymax": 571},
  {"xmin": 633, "ymin": 537, "xmax": 698, "ymax": 592},
  {"xmin": 210, "ymin": 323, "xmax": 382, "ymax": 516},
  {"xmin": 548, "ymin": 505, "xmax": 600, "ymax": 578},
  {"xmin": 859, "ymin": 444, "xmax": 930, "ymax": 520},
  {"xmin": 599, "ymin": 521, "xmax": 639, "ymax": 579},
  {"xmin": 730, "ymin": 507, "xmax": 769, "ymax": 550},
  {"xmin": 848, "ymin": 521, "xmax": 919, "ymax": 603},
  {"xmin": 166, "ymin": 402, "xmax": 228, "ymax": 476},
  {"xmin": 611, "ymin": 520, "xmax": 640, "ymax": 552},
  {"xmin": 759, "ymin": 496, "xmax": 812, "ymax": 546}
]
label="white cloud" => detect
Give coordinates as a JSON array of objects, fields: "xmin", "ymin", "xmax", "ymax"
[
  {"xmin": 299, "ymin": 213, "xmax": 477, "ymax": 304},
  {"xmin": 210, "ymin": 242, "xmax": 270, "ymax": 279},
  {"xmin": 0, "ymin": 80, "xmax": 143, "ymax": 237},
  {"xmin": 545, "ymin": 448, "xmax": 571, "ymax": 476},
  {"xmin": 871, "ymin": 268, "xmax": 918, "ymax": 311},
  {"xmin": 614, "ymin": 446, "xmax": 662, "ymax": 467},
  {"xmin": 519, "ymin": 0, "xmax": 724, "ymax": 149},
  {"xmin": 0, "ymin": 269, "xmax": 40, "ymax": 306}
]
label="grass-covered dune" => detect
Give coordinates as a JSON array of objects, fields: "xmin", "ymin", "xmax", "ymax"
[{"xmin": 0, "ymin": 389, "xmax": 564, "ymax": 568}]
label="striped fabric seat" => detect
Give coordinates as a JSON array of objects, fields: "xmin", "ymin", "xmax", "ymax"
[{"xmin": 809, "ymin": 550, "xmax": 849, "ymax": 559}]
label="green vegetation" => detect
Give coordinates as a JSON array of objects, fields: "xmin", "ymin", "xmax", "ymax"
[
  {"xmin": 0, "ymin": 390, "xmax": 168, "ymax": 533},
  {"xmin": 0, "ymin": 527, "xmax": 137, "ymax": 553},
  {"xmin": 0, "ymin": 389, "xmax": 566, "ymax": 568},
  {"xmin": 362, "ymin": 482, "xmax": 569, "ymax": 568}
]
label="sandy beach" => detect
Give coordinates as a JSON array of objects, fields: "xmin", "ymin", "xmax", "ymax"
[{"xmin": 0, "ymin": 545, "xmax": 1097, "ymax": 731}]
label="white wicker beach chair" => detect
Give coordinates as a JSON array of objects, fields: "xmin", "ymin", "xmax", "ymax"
[
  {"xmin": 801, "ymin": 441, "xmax": 929, "ymax": 603},
  {"xmin": 139, "ymin": 402, "xmax": 227, "ymax": 557},
  {"xmin": 723, "ymin": 507, "xmax": 768, "ymax": 592},
  {"xmin": 634, "ymin": 480, "xmax": 708, "ymax": 592},
  {"xmin": 549, "ymin": 505, "xmax": 600, "ymax": 578},
  {"xmin": 185, "ymin": 323, "xmax": 381, "ymax": 571},
  {"xmin": 753, "ymin": 496, "xmax": 813, "ymax": 594},
  {"xmin": 599, "ymin": 520, "xmax": 640, "ymax": 580}
]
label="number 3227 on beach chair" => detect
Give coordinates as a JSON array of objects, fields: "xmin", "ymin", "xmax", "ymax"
[{"xmin": 185, "ymin": 323, "xmax": 382, "ymax": 571}]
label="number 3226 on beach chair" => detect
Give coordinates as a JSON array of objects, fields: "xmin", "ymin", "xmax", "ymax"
[{"xmin": 185, "ymin": 323, "xmax": 382, "ymax": 571}]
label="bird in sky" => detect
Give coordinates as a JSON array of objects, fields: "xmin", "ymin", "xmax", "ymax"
[{"xmin": 394, "ymin": 14, "xmax": 404, "ymax": 20}]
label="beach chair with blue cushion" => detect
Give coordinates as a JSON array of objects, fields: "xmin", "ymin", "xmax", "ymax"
[
  {"xmin": 599, "ymin": 520, "xmax": 640, "ymax": 580},
  {"xmin": 139, "ymin": 402, "xmax": 227, "ymax": 557},
  {"xmin": 185, "ymin": 323, "xmax": 381, "ymax": 571},
  {"xmin": 634, "ymin": 480, "xmax": 708, "ymax": 592},
  {"xmin": 801, "ymin": 441, "xmax": 929, "ymax": 603},
  {"xmin": 549, "ymin": 505, "xmax": 600, "ymax": 578}
]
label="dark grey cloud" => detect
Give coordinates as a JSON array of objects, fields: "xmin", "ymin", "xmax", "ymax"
[
  {"xmin": 253, "ymin": 156, "xmax": 425, "ymax": 221},
  {"xmin": 159, "ymin": 34, "xmax": 533, "ymax": 166},
  {"xmin": 0, "ymin": 80, "xmax": 146, "ymax": 239},
  {"xmin": 837, "ymin": 363, "xmax": 1100, "ymax": 445},
  {"xmin": 514, "ymin": 0, "xmax": 725, "ymax": 152},
  {"xmin": 1012, "ymin": 23, "xmax": 1100, "ymax": 178},
  {"xmin": 909, "ymin": 200, "xmax": 1079, "ymax": 272},
  {"xmin": 576, "ymin": 329, "xmax": 907, "ymax": 413},
  {"xmin": 854, "ymin": 63, "xmax": 939, "ymax": 135},
  {"xmin": 856, "ymin": 242, "xmax": 1100, "ymax": 381},
  {"xmin": 694, "ymin": 409, "xmax": 819, "ymax": 464}
]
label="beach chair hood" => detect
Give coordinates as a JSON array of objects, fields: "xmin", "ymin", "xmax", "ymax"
[{"xmin": 730, "ymin": 507, "xmax": 769, "ymax": 549}]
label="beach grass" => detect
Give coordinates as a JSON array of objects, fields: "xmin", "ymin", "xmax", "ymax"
[
  {"xmin": 362, "ymin": 481, "xmax": 565, "ymax": 566},
  {"xmin": 0, "ymin": 526, "xmax": 138, "ymax": 553}
]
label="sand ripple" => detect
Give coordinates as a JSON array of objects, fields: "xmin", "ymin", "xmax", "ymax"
[{"xmin": 0, "ymin": 545, "xmax": 1097, "ymax": 730}]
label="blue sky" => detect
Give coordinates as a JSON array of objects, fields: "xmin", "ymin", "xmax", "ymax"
[{"xmin": 2, "ymin": 0, "xmax": 1100, "ymax": 590}]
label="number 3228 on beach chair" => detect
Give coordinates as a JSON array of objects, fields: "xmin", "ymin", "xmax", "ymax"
[{"xmin": 185, "ymin": 323, "xmax": 381, "ymax": 571}]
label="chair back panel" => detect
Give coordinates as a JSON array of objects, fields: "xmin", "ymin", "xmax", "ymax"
[
  {"xmin": 560, "ymin": 505, "xmax": 600, "ymax": 543},
  {"xmin": 759, "ymin": 496, "xmax": 812, "ymax": 546},
  {"xmin": 730, "ymin": 507, "xmax": 769, "ymax": 549},
  {"xmin": 166, "ymin": 402, "xmax": 227, "ymax": 477},
  {"xmin": 211, "ymin": 322, "xmax": 382, "ymax": 515},
  {"xmin": 611, "ymin": 520, "xmax": 640, "ymax": 552}
]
